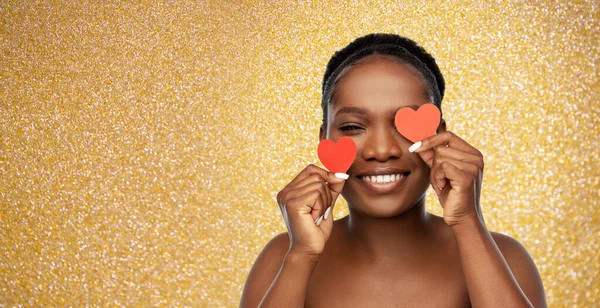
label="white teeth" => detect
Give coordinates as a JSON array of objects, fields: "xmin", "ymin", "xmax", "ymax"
[{"xmin": 360, "ymin": 173, "xmax": 405, "ymax": 183}]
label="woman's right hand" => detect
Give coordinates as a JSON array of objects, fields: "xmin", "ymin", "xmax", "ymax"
[{"xmin": 276, "ymin": 164, "xmax": 347, "ymax": 259}]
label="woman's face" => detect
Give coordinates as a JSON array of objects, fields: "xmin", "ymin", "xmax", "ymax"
[{"xmin": 322, "ymin": 55, "xmax": 441, "ymax": 218}]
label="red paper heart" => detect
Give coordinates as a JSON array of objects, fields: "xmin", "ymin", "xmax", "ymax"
[
  {"xmin": 318, "ymin": 137, "xmax": 357, "ymax": 173},
  {"xmin": 394, "ymin": 104, "xmax": 441, "ymax": 143}
]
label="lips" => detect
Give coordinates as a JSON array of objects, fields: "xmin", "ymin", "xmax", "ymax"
[{"xmin": 355, "ymin": 168, "xmax": 410, "ymax": 194}]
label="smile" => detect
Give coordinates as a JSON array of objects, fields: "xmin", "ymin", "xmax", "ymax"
[
  {"xmin": 358, "ymin": 173, "xmax": 405, "ymax": 183},
  {"xmin": 356, "ymin": 170, "xmax": 410, "ymax": 194}
]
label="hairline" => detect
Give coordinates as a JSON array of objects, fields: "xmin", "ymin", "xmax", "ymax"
[{"xmin": 323, "ymin": 53, "xmax": 436, "ymax": 126}]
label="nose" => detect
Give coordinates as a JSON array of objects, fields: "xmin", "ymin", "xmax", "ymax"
[{"xmin": 361, "ymin": 125, "xmax": 403, "ymax": 162}]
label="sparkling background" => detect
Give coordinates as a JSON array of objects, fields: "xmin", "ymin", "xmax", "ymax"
[{"xmin": 1, "ymin": 1, "xmax": 599, "ymax": 307}]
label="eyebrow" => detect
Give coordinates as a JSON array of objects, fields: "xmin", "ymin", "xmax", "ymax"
[
  {"xmin": 335, "ymin": 106, "xmax": 367, "ymax": 117},
  {"xmin": 394, "ymin": 105, "xmax": 421, "ymax": 113},
  {"xmin": 335, "ymin": 104, "xmax": 424, "ymax": 118}
]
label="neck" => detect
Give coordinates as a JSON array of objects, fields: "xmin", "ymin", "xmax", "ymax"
[{"xmin": 343, "ymin": 196, "xmax": 435, "ymax": 263}]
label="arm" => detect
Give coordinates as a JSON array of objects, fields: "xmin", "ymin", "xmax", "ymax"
[
  {"xmin": 412, "ymin": 131, "xmax": 546, "ymax": 307},
  {"xmin": 451, "ymin": 218, "xmax": 547, "ymax": 308},
  {"xmin": 240, "ymin": 165, "xmax": 346, "ymax": 307},
  {"xmin": 240, "ymin": 233, "xmax": 318, "ymax": 308}
]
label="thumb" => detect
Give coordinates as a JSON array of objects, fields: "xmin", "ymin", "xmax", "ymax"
[
  {"xmin": 326, "ymin": 172, "xmax": 348, "ymax": 204},
  {"xmin": 415, "ymin": 148, "xmax": 434, "ymax": 168}
]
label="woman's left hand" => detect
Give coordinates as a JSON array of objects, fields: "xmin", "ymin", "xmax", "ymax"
[{"xmin": 411, "ymin": 131, "xmax": 485, "ymax": 227}]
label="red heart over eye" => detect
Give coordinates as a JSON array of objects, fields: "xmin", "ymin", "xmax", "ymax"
[
  {"xmin": 394, "ymin": 104, "xmax": 441, "ymax": 143},
  {"xmin": 318, "ymin": 137, "xmax": 357, "ymax": 173}
]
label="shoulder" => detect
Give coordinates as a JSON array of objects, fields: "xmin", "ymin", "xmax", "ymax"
[
  {"xmin": 490, "ymin": 231, "xmax": 548, "ymax": 307},
  {"xmin": 263, "ymin": 232, "xmax": 291, "ymax": 261},
  {"xmin": 246, "ymin": 231, "xmax": 290, "ymax": 277},
  {"xmin": 240, "ymin": 232, "xmax": 290, "ymax": 307},
  {"xmin": 490, "ymin": 231, "xmax": 530, "ymax": 258},
  {"xmin": 490, "ymin": 231, "xmax": 537, "ymax": 274}
]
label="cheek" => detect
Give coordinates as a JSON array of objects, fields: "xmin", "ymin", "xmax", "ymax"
[
  {"xmin": 409, "ymin": 155, "xmax": 431, "ymax": 180},
  {"xmin": 415, "ymin": 156, "xmax": 429, "ymax": 169}
]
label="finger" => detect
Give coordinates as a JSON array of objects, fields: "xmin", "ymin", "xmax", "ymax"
[
  {"xmin": 322, "ymin": 198, "xmax": 336, "ymax": 222},
  {"xmin": 433, "ymin": 156, "xmax": 481, "ymax": 178},
  {"xmin": 289, "ymin": 164, "xmax": 344, "ymax": 186},
  {"xmin": 414, "ymin": 140, "xmax": 482, "ymax": 169},
  {"xmin": 415, "ymin": 148, "xmax": 435, "ymax": 168},
  {"xmin": 311, "ymin": 189, "xmax": 328, "ymax": 222},
  {"xmin": 287, "ymin": 190, "xmax": 325, "ymax": 222},
  {"xmin": 431, "ymin": 157, "xmax": 474, "ymax": 192},
  {"xmin": 323, "ymin": 172, "xmax": 347, "ymax": 201},
  {"xmin": 435, "ymin": 154, "xmax": 483, "ymax": 203},
  {"xmin": 286, "ymin": 181, "xmax": 330, "ymax": 219},
  {"xmin": 434, "ymin": 146, "xmax": 484, "ymax": 170},
  {"xmin": 286, "ymin": 164, "xmax": 324, "ymax": 187},
  {"xmin": 430, "ymin": 161, "xmax": 475, "ymax": 196},
  {"xmin": 323, "ymin": 180, "xmax": 343, "ymax": 223},
  {"xmin": 295, "ymin": 171, "xmax": 347, "ymax": 205},
  {"xmin": 293, "ymin": 174, "xmax": 327, "ymax": 192},
  {"xmin": 317, "ymin": 205, "xmax": 335, "ymax": 232},
  {"xmin": 290, "ymin": 172, "xmax": 343, "ymax": 211},
  {"xmin": 413, "ymin": 131, "xmax": 481, "ymax": 156},
  {"xmin": 285, "ymin": 191, "xmax": 318, "ymax": 217},
  {"xmin": 430, "ymin": 163, "xmax": 447, "ymax": 195}
]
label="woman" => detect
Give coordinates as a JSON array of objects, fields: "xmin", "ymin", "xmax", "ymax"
[{"xmin": 240, "ymin": 33, "xmax": 546, "ymax": 307}]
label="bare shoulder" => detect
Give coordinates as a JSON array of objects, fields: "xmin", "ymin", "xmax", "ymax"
[
  {"xmin": 239, "ymin": 232, "xmax": 290, "ymax": 308},
  {"xmin": 490, "ymin": 231, "xmax": 538, "ymax": 274},
  {"xmin": 490, "ymin": 231, "xmax": 548, "ymax": 308},
  {"xmin": 490, "ymin": 231, "xmax": 530, "ymax": 257},
  {"xmin": 259, "ymin": 232, "xmax": 291, "ymax": 258}
]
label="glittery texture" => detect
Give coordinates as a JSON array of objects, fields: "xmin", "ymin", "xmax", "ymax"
[{"xmin": 1, "ymin": 1, "xmax": 598, "ymax": 307}]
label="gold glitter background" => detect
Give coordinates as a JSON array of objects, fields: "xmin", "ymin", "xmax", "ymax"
[{"xmin": 1, "ymin": 1, "xmax": 598, "ymax": 307}]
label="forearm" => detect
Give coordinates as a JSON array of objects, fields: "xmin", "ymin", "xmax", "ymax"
[
  {"xmin": 451, "ymin": 217, "xmax": 533, "ymax": 308},
  {"xmin": 258, "ymin": 251, "xmax": 318, "ymax": 308}
]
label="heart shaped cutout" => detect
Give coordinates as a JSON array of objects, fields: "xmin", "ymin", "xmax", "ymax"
[
  {"xmin": 395, "ymin": 104, "xmax": 441, "ymax": 143},
  {"xmin": 318, "ymin": 137, "xmax": 357, "ymax": 173}
]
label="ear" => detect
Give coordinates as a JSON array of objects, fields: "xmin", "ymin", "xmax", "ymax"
[
  {"xmin": 437, "ymin": 118, "xmax": 447, "ymax": 133},
  {"xmin": 319, "ymin": 125, "xmax": 326, "ymax": 141}
]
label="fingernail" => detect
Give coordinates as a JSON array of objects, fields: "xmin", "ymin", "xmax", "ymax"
[
  {"xmin": 408, "ymin": 141, "xmax": 422, "ymax": 153},
  {"xmin": 324, "ymin": 207, "xmax": 332, "ymax": 220},
  {"xmin": 315, "ymin": 215, "xmax": 324, "ymax": 226},
  {"xmin": 438, "ymin": 181, "xmax": 446, "ymax": 191},
  {"xmin": 334, "ymin": 173, "xmax": 349, "ymax": 180}
]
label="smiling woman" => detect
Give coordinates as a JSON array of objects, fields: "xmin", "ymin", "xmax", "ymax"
[{"xmin": 240, "ymin": 33, "xmax": 547, "ymax": 308}]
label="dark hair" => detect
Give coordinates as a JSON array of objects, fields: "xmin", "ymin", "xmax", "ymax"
[{"xmin": 321, "ymin": 33, "xmax": 445, "ymax": 125}]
